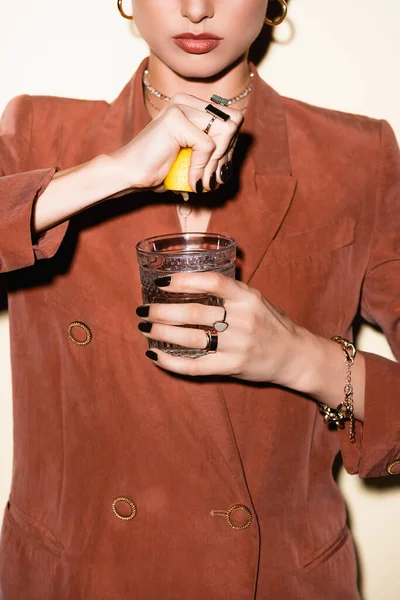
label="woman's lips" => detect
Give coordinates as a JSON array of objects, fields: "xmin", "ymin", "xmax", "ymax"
[{"xmin": 173, "ymin": 34, "xmax": 222, "ymax": 55}]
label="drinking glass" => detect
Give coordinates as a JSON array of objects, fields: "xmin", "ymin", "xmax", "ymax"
[{"xmin": 136, "ymin": 232, "xmax": 236, "ymax": 358}]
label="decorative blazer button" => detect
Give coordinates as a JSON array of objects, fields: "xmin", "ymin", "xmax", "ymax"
[
  {"xmin": 387, "ymin": 459, "xmax": 400, "ymax": 475},
  {"xmin": 68, "ymin": 322, "xmax": 92, "ymax": 346},
  {"xmin": 226, "ymin": 504, "xmax": 252, "ymax": 531},
  {"xmin": 112, "ymin": 497, "xmax": 137, "ymax": 521}
]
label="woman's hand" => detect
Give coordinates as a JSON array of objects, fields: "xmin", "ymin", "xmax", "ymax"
[
  {"xmin": 33, "ymin": 95, "xmax": 243, "ymax": 233},
  {"xmin": 136, "ymin": 271, "xmax": 366, "ymax": 421},
  {"xmin": 110, "ymin": 94, "xmax": 244, "ymax": 193},
  {"xmin": 136, "ymin": 271, "xmax": 312, "ymax": 386}
]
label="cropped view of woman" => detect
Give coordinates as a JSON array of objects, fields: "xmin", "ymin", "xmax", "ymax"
[{"xmin": 0, "ymin": 1, "xmax": 399, "ymax": 598}]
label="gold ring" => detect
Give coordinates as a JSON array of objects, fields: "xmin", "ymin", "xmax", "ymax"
[
  {"xmin": 204, "ymin": 329, "xmax": 218, "ymax": 353},
  {"xmin": 68, "ymin": 322, "xmax": 92, "ymax": 346},
  {"xmin": 112, "ymin": 496, "xmax": 137, "ymax": 521},
  {"xmin": 226, "ymin": 504, "xmax": 252, "ymax": 531}
]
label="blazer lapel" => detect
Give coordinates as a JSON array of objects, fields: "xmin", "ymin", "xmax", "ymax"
[
  {"xmin": 209, "ymin": 171, "xmax": 296, "ymax": 283},
  {"xmin": 209, "ymin": 70, "xmax": 297, "ymax": 283}
]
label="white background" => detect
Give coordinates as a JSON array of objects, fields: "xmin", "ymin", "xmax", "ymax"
[{"xmin": 0, "ymin": 1, "xmax": 399, "ymax": 598}]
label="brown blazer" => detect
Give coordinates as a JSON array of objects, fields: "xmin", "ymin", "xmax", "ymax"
[{"xmin": 0, "ymin": 59, "xmax": 399, "ymax": 600}]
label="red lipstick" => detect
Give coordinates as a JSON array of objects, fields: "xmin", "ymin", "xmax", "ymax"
[{"xmin": 173, "ymin": 32, "xmax": 223, "ymax": 55}]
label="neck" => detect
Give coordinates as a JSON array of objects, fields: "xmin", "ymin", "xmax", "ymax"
[{"xmin": 147, "ymin": 53, "xmax": 251, "ymax": 102}]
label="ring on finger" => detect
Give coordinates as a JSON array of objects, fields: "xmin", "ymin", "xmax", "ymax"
[
  {"xmin": 204, "ymin": 115, "xmax": 216, "ymax": 135},
  {"xmin": 205, "ymin": 104, "xmax": 231, "ymax": 122},
  {"xmin": 204, "ymin": 329, "xmax": 218, "ymax": 354},
  {"xmin": 213, "ymin": 308, "xmax": 229, "ymax": 333}
]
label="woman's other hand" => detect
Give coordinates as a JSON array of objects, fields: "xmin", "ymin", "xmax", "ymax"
[
  {"xmin": 136, "ymin": 271, "xmax": 309, "ymax": 385},
  {"xmin": 136, "ymin": 272, "xmax": 366, "ymax": 420},
  {"xmin": 33, "ymin": 95, "xmax": 243, "ymax": 234},
  {"xmin": 110, "ymin": 94, "xmax": 244, "ymax": 193}
]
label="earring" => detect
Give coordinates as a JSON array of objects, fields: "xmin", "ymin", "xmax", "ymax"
[
  {"xmin": 117, "ymin": 0, "xmax": 133, "ymax": 20},
  {"xmin": 264, "ymin": 0, "xmax": 288, "ymax": 27}
]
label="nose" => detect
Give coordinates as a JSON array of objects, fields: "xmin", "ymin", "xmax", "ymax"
[{"xmin": 180, "ymin": 0, "xmax": 215, "ymax": 24}]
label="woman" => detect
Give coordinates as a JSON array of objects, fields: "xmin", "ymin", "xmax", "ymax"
[{"xmin": 0, "ymin": 0, "xmax": 399, "ymax": 598}]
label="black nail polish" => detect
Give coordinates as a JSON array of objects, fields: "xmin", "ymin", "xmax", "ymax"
[
  {"xmin": 227, "ymin": 161, "xmax": 233, "ymax": 180},
  {"xmin": 146, "ymin": 350, "xmax": 158, "ymax": 361},
  {"xmin": 154, "ymin": 276, "xmax": 171, "ymax": 287},
  {"xmin": 196, "ymin": 178, "xmax": 203, "ymax": 194},
  {"xmin": 136, "ymin": 305, "xmax": 150, "ymax": 318},
  {"xmin": 138, "ymin": 322, "xmax": 153, "ymax": 333},
  {"xmin": 220, "ymin": 164, "xmax": 228, "ymax": 183},
  {"xmin": 209, "ymin": 171, "xmax": 217, "ymax": 190}
]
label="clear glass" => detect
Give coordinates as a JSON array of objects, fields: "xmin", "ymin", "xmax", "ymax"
[{"xmin": 136, "ymin": 232, "xmax": 236, "ymax": 358}]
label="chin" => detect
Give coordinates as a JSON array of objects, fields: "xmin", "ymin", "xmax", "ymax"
[
  {"xmin": 177, "ymin": 64, "xmax": 225, "ymax": 80},
  {"xmin": 163, "ymin": 49, "xmax": 242, "ymax": 81}
]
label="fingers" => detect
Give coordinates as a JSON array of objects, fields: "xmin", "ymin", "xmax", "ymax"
[
  {"xmin": 114, "ymin": 91, "xmax": 243, "ymax": 192},
  {"xmin": 135, "ymin": 274, "xmax": 267, "ymax": 379},
  {"xmin": 169, "ymin": 93, "xmax": 244, "ymax": 129},
  {"xmin": 163, "ymin": 106, "xmax": 217, "ymax": 191},
  {"xmin": 147, "ymin": 349, "xmax": 233, "ymax": 378},
  {"xmin": 138, "ymin": 302, "xmax": 227, "ymax": 328},
  {"xmin": 139, "ymin": 323, "xmax": 230, "ymax": 352},
  {"xmin": 167, "ymin": 94, "xmax": 243, "ymax": 191},
  {"xmin": 153, "ymin": 271, "xmax": 247, "ymax": 302},
  {"xmin": 201, "ymin": 117, "xmax": 239, "ymax": 191}
]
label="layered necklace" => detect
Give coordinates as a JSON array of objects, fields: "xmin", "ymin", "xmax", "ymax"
[
  {"xmin": 142, "ymin": 69, "xmax": 254, "ymax": 232},
  {"xmin": 142, "ymin": 69, "xmax": 254, "ymax": 113}
]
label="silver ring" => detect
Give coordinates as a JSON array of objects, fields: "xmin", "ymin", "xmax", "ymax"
[
  {"xmin": 204, "ymin": 329, "xmax": 218, "ymax": 353},
  {"xmin": 213, "ymin": 308, "xmax": 229, "ymax": 333},
  {"xmin": 204, "ymin": 116, "xmax": 216, "ymax": 135}
]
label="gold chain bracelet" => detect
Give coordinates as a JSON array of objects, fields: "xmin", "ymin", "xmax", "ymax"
[{"xmin": 317, "ymin": 336, "xmax": 356, "ymax": 443}]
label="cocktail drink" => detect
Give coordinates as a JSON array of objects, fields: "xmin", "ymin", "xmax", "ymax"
[{"xmin": 136, "ymin": 232, "xmax": 236, "ymax": 358}]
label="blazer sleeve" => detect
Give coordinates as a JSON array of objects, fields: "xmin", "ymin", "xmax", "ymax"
[
  {"xmin": 0, "ymin": 95, "xmax": 68, "ymax": 274},
  {"xmin": 340, "ymin": 120, "xmax": 400, "ymax": 478}
]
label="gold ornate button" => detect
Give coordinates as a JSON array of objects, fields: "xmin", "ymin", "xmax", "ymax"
[
  {"xmin": 112, "ymin": 496, "xmax": 137, "ymax": 521},
  {"xmin": 68, "ymin": 322, "xmax": 92, "ymax": 346},
  {"xmin": 387, "ymin": 459, "xmax": 400, "ymax": 475},
  {"xmin": 226, "ymin": 504, "xmax": 252, "ymax": 531}
]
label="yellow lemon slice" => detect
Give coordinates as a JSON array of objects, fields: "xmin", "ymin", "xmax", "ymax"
[{"xmin": 164, "ymin": 148, "xmax": 193, "ymax": 193}]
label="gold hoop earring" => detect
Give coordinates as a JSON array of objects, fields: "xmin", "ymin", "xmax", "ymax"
[
  {"xmin": 264, "ymin": 0, "xmax": 288, "ymax": 27},
  {"xmin": 117, "ymin": 0, "xmax": 133, "ymax": 20}
]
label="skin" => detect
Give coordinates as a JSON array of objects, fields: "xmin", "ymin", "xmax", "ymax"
[
  {"xmin": 132, "ymin": 0, "xmax": 266, "ymax": 96},
  {"xmin": 33, "ymin": 1, "xmax": 365, "ymax": 419}
]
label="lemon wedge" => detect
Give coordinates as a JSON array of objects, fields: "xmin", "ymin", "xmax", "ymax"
[{"xmin": 164, "ymin": 148, "xmax": 193, "ymax": 193}]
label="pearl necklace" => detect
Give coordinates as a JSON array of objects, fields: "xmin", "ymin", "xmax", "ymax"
[{"xmin": 143, "ymin": 69, "xmax": 254, "ymax": 106}]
